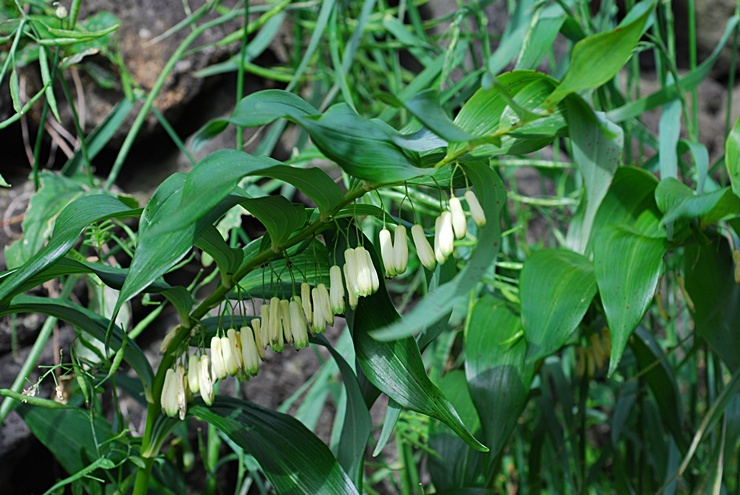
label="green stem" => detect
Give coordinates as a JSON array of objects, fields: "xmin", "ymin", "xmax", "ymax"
[{"xmin": 236, "ymin": 1, "xmax": 249, "ymax": 151}]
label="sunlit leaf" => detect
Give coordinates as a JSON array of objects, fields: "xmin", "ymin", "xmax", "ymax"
[
  {"xmin": 521, "ymin": 249, "xmax": 597, "ymax": 363},
  {"xmin": 656, "ymin": 178, "xmax": 740, "ymax": 228}
]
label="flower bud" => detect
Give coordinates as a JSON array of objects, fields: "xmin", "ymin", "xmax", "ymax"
[
  {"xmin": 250, "ymin": 318, "xmax": 266, "ymax": 360},
  {"xmin": 465, "ymin": 190, "xmax": 486, "ymax": 227},
  {"xmin": 188, "ymin": 354, "xmax": 200, "ymax": 394},
  {"xmin": 301, "ymin": 282, "xmax": 313, "ymax": 326},
  {"xmin": 449, "ymin": 197, "xmax": 467, "ymax": 239},
  {"xmin": 210, "ymin": 336, "xmax": 226, "ymax": 381},
  {"xmin": 317, "ymin": 283, "xmax": 333, "ymax": 326},
  {"xmin": 289, "ymin": 299, "xmax": 309, "ymax": 349},
  {"xmin": 160, "ymin": 325, "xmax": 180, "ymax": 354},
  {"xmin": 227, "ymin": 328, "xmax": 244, "ymax": 372},
  {"xmin": 436, "ymin": 210, "xmax": 454, "ymax": 263},
  {"xmin": 329, "ymin": 265, "xmax": 345, "ymax": 314},
  {"xmin": 199, "ymin": 354, "xmax": 214, "ymax": 406},
  {"xmin": 412, "ymin": 224, "xmax": 436, "ymax": 271},
  {"xmin": 393, "ymin": 225, "xmax": 408, "ymax": 275},
  {"xmin": 221, "ymin": 335, "xmax": 238, "ymax": 376},
  {"xmin": 258, "ymin": 304, "xmax": 270, "ymax": 352},
  {"xmin": 240, "ymin": 326, "xmax": 260, "ymax": 376},
  {"xmin": 343, "ymin": 249, "xmax": 361, "ymax": 299},
  {"xmin": 379, "ymin": 228, "xmax": 396, "ymax": 277},
  {"xmin": 161, "ymin": 368, "xmax": 179, "ymax": 418}
]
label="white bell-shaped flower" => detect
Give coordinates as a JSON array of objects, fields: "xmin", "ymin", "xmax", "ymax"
[
  {"xmin": 465, "ymin": 190, "xmax": 486, "ymax": 227},
  {"xmin": 240, "ymin": 326, "xmax": 260, "ymax": 376},
  {"xmin": 289, "ymin": 298, "xmax": 310, "ymax": 349},
  {"xmin": 160, "ymin": 368, "xmax": 179, "ymax": 418},
  {"xmin": 220, "ymin": 335, "xmax": 238, "ymax": 376},
  {"xmin": 301, "ymin": 282, "xmax": 313, "ymax": 327},
  {"xmin": 329, "ymin": 265, "xmax": 345, "ymax": 314},
  {"xmin": 176, "ymin": 365, "xmax": 188, "ymax": 420},
  {"xmin": 210, "ymin": 336, "xmax": 226, "ymax": 381},
  {"xmin": 199, "ymin": 354, "xmax": 214, "ymax": 406},
  {"xmin": 411, "ymin": 224, "xmax": 436, "ymax": 271},
  {"xmin": 268, "ymin": 297, "xmax": 283, "ymax": 351},
  {"xmin": 449, "ymin": 197, "xmax": 467, "ymax": 239},
  {"xmin": 379, "ymin": 228, "xmax": 396, "ymax": 277},
  {"xmin": 227, "ymin": 328, "xmax": 244, "ymax": 372},
  {"xmin": 250, "ymin": 318, "xmax": 266, "ymax": 360},
  {"xmin": 188, "ymin": 354, "xmax": 200, "ymax": 394},
  {"xmin": 343, "ymin": 262, "xmax": 359, "ymax": 310},
  {"xmin": 393, "ymin": 225, "xmax": 408, "ymax": 275},
  {"xmin": 311, "ymin": 287, "xmax": 326, "ymax": 333},
  {"xmin": 436, "ymin": 210, "xmax": 454, "ymax": 263}
]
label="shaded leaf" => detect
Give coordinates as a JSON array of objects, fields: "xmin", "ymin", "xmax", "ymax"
[
  {"xmin": 521, "ymin": 249, "xmax": 597, "ymax": 363},
  {"xmin": 594, "ymin": 226, "xmax": 668, "ymax": 375},
  {"xmin": 240, "ymin": 195, "xmax": 307, "ymax": 250},
  {"xmin": 258, "ymin": 165, "xmax": 345, "ymax": 216},
  {"xmin": 684, "ymin": 235, "xmax": 740, "ymax": 371},
  {"xmin": 190, "ymin": 396, "xmax": 359, "ymax": 495},
  {"xmin": 726, "ymin": 114, "xmax": 740, "ymax": 199},
  {"xmin": 395, "ymin": 89, "xmax": 479, "ymax": 143},
  {"xmin": 656, "ymin": 178, "xmax": 740, "ymax": 228},
  {"xmin": 465, "ymin": 295, "xmax": 531, "ymax": 458}
]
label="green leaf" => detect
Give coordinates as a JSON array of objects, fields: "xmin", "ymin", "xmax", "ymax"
[
  {"xmin": 521, "ymin": 249, "xmax": 597, "ymax": 363},
  {"xmin": 429, "ymin": 370, "xmax": 489, "ymax": 491},
  {"xmin": 0, "ymin": 194, "xmax": 138, "ymax": 306},
  {"xmin": 9, "ymin": 66, "xmax": 21, "ymax": 113},
  {"xmin": 544, "ymin": 0, "xmax": 656, "ymax": 108},
  {"xmin": 371, "ymin": 161, "xmax": 506, "ymax": 341},
  {"xmin": 258, "ymin": 165, "xmax": 345, "ymax": 217},
  {"xmin": 240, "ymin": 195, "xmax": 307, "ymax": 250},
  {"xmin": 16, "ymin": 403, "xmax": 123, "ymax": 476},
  {"xmin": 394, "ymin": 89, "xmax": 479, "ymax": 143},
  {"xmin": 656, "ymin": 178, "xmax": 740, "ymax": 228},
  {"xmin": 684, "ymin": 235, "xmax": 740, "ymax": 371},
  {"xmin": 725, "ymin": 114, "xmax": 740, "ymax": 199},
  {"xmin": 114, "ymin": 173, "xmax": 243, "ymax": 312},
  {"xmin": 515, "ymin": 4, "xmax": 565, "ymax": 70},
  {"xmin": 465, "ymin": 295, "xmax": 531, "ymax": 458},
  {"xmin": 315, "ymin": 336, "xmax": 371, "ymax": 489},
  {"xmin": 564, "ymin": 95, "xmax": 623, "ymax": 253},
  {"xmin": 230, "ymin": 88, "xmax": 320, "ymax": 126},
  {"xmin": 38, "ymin": 45, "xmax": 61, "ymax": 122},
  {"xmin": 631, "ymin": 327, "xmax": 688, "ymax": 452},
  {"xmin": 0, "ymin": 174, "xmax": 9, "ymax": 187},
  {"xmin": 0, "ymin": 295, "xmax": 153, "ymax": 398},
  {"xmin": 5, "ymin": 171, "xmax": 87, "ymax": 269},
  {"xmin": 195, "ymin": 225, "xmax": 244, "ymax": 278},
  {"xmin": 190, "ymin": 396, "xmax": 359, "ymax": 495},
  {"xmin": 593, "ymin": 226, "xmax": 668, "ymax": 376}
]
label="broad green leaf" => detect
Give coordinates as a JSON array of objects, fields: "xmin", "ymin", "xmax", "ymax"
[
  {"xmin": 656, "ymin": 178, "xmax": 740, "ymax": 227},
  {"xmin": 684, "ymin": 235, "xmax": 740, "ymax": 371},
  {"xmin": 5, "ymin": 171, "xmax": 87, "ymax": 269},
  {"xmin": 465, "ymin": 295, "xmax": 531, "ymax": 458},
  {"xmin": 590, "ymin": 166, "xmax": 664, "ymax": 249},
  {"xmin": 315, "ymin": 336, "xmax": 371, "ymax": 489},
  {"xmin": 429, "ymin": 370, "xmax": 489, "ymax": 491},
  {"xmin": 593, "ymin": 226, "xmax": 668, "ymax": 376},
  {"xmin": 0, "ymin": 295, "xmax": 153, "ymax": 397},
  {"xmin": 521, "ymin": 249, "xmax": 597, "ymax": 363},
  {"xmin": 190, "ymin": 396, "xmax": 359, "ymax": 495},
  {"xmin": 195, "ymin": 225, "xmax": 244, "ymax": 279},
  {"xmin": 485, "ymin": 0, "xmax": 536, "ymax": 78},
  {"xmin": 240, "ymin": 195, "xmax": 307, "ymax": 250},
  {"xmin": 544, "ymin": 0, "xmax": 656, "ymax": 107},
  {"xmin": 632, "ymin": 327, "xmax": 688, "ymax": 452},
  {"xmin": 296, "ymin": 104, "xmax": 429, "ymax": 183},
  {"xmin": 371, "ymin": 161, "xmax": 506, "ymax": 341},
  {"xmin": 162, "ymin": 149, "xmax": 281, "ymax": 233},
  {"xmin": 725, "ymin": 114, "xmax": 740, "ymax": 199},
  {"xmin": 0, "ymin": 194, "xmax": 138, "ymax": 306},
  {"xmin": 564, "ymin": 95, "xmax": 623, "ymax": 253},
  {"xmin": 16, "ymin": 404, "xmax": 123, "ymax": 476}
]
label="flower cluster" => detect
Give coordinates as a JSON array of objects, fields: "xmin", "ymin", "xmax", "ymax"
[{"xmin": 381, "ymin": 190, "xmax": 486, "ymax": 273}]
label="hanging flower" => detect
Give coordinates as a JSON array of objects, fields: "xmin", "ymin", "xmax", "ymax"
[
  {"xmin": 289, "ymin": 298, "xmax": 310, "ymax": 349},
  {"xmin": 161, "ymin": 368, "xmax": 179, "ymax": 418},
  {"xmin": 269, "ymin": 297, "xmax": 283, "ymax": 351},
  {"xmin": 250, "ymin": 318, "xmax": 266, "ymax": 360},
  {"xmin": 393, "ymin": 225, "xmax": 408, "ymax": 275},
  {"xmin": 343, "ymin": 261, "xmax": 359, "ymax": 310},
  {"xmin": 210, "ymin": 336, "xmax": 226, "ymax": 381},
  {"xmin": 379, "ymin": 228, "xmax": 396, "ymax": 277},
  {"xmin": 301, "ymin": 282, "xmax": 313, "ymax": 327},
  {"xmin": 199, "ymin": 354, "xmax": 214, "ymax": 406},
  {"xmin": 188, "ymin": 354, "xmax": 200, "ymax": 394},
  {"xmin": 411, "ymin": 224, "xmax": 436, "ymax": 271},
  {"xmin": 176, "ymin": 365, "xmax": 188, "ymax": 420},
  {"xmin": 240, "ymin": 326, "xmax": 260, "ymax": 376},
  {"xmin": 449, "ymin": 197, "xmax": 467, "ymax": 239},
  {"xmin": 311, "ymin": 286, "xmax": 326, "ymax": 334},
  {"xmin": 465, "ymin": 190, "xmax": 486, "ymax": 227},
  {"xmin": 220, "ymin": 335, "xmax": 238, "ymax": 376},
  {"xmin": 227, "ymin": 328, "xmax": 244, "ymax": 373},
  {"xmin": 329, "ymin": 265, "xmax": 345, "ymax": 314},
  {"xmin": 435, "ymin": 210, "xmax": 454, "ymax": 264}
]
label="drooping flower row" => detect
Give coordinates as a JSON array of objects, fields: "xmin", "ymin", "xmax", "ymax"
[{"xmin": 381, "ymin": 190, "xmax": 486, "ymax": 274}]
